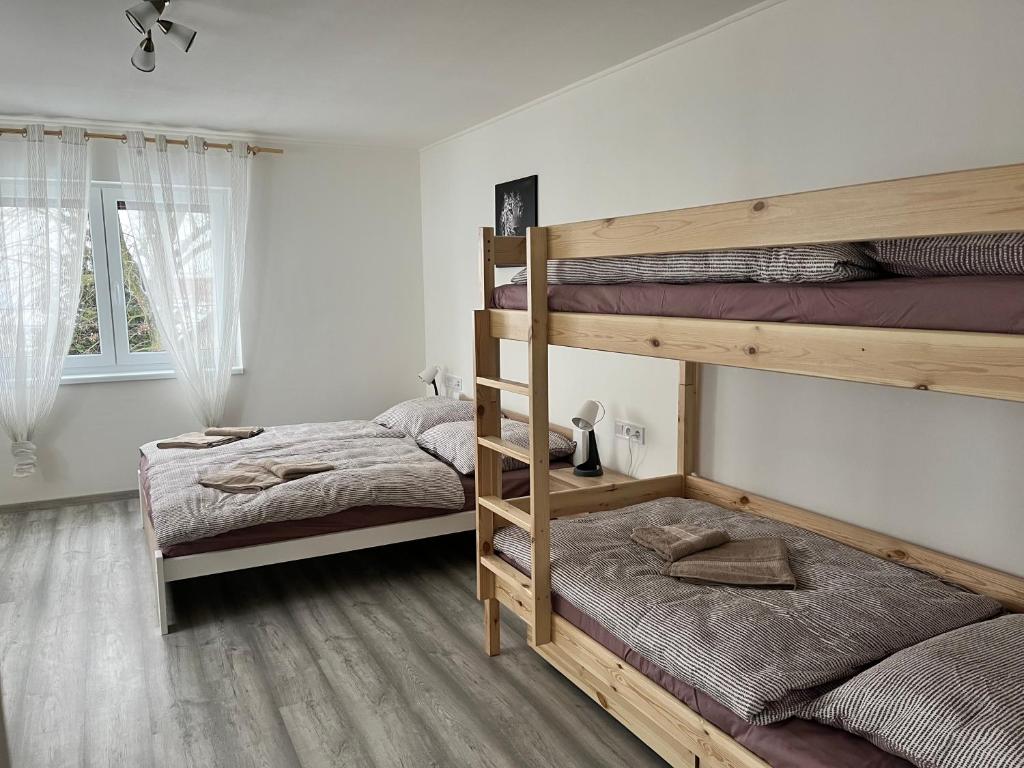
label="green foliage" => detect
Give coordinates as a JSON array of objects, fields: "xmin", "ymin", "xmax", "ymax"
[
  {"xmin": 120, "ymin": 231, "xmax": 161, "ymax": 353},
  {"xmin": 68, "ymin": 231, "xmax": 100, "ymax": 356},
  {"xmin": 67, "ymin": 226, "xmax": 162, "ymax": 356}
]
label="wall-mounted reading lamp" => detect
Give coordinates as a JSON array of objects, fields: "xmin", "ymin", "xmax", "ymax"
[
  {"xmin": 418, "ymin": 365, "xmax": 440, "ymax": 396},
  {"xmin": 572, "ymin": 399, "xmax": 604, "ymax": 477}
]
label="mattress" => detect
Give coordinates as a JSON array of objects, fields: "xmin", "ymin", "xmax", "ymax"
[
  {"xmin": 493, "ymin": 497, "xmax": 1001, "ymax": 765},
  {"xmin": 142, "ymin": 455, "xmax": 567, "ymax": 558},
  {"xmin": 492, "ymin": 275, "xmax": 1024, "ymax": 334},
  {"xmin": 549, "ymin": 589, "xmax": 912, "ymax": 768}
]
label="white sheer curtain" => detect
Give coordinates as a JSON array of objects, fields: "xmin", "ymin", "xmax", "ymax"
[
  {"xmin": 0, "ymin": 125, "xmax": 90, "ymax": 477},
  {"xmin": 118, "ymin": 132, "xmax": 250, "ymax": 427}
]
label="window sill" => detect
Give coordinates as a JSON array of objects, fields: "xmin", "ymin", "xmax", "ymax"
[{"xmin": 61, "ymin": 366, "xmax": 245, "ymax": 386}]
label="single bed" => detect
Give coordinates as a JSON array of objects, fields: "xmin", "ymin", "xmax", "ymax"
[{"xmin": 492, "ymin": 495, "xmax": 1004, "ymax": 768}]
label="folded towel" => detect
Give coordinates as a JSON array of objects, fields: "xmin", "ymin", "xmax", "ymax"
[
  {"xmin": 198, "ymin": 459, "xmax": 335, "ymax": 494},
  {"xmin": 198, "ymin": 462, "xmax": 282, "ymax": 494},
  {"xmin": 263, "ymin": 460, "xmax": 334, "ymax": 481},
  {"xmin": 662, "ymin": 538, "xmax": 796, "ymax": 588},
  {"xmin": 156, "ymin": 432, "xmax": 238, "ymax": 449},
  {"xmin": 204, "ymin": 426, "xmax": 265, "ymax": 439},
  {"xmin": 631, "ymin": 524, "xmax": 729, "ymax": 562}
]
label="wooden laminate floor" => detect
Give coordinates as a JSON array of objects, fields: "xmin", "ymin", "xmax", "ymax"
[{"xmin": 0, "ymin": 500, "xmax": 666, "ymax": 768}]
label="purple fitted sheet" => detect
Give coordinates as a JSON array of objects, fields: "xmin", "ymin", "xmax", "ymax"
[{"xmin": 492, "ymin": 275, "xmax": 1024, "ymax": 334}]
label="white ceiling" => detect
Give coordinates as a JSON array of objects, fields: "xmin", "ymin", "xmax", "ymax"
[{"xmin": 0, "ymin": 0, "xmax": 765, "ymax": 147}]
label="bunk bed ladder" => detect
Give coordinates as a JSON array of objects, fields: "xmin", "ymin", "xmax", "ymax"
[{"xmin": 475, "ymin": 226, "xmax": 552, "ymax": 654}]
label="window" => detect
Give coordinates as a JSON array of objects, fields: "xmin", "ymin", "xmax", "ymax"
[{"xmin": 63, "ymin": 185, "xmax": 241, "ymax": 383}]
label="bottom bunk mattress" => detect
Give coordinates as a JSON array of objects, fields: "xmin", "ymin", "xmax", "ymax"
[
  {"xmin": 493, "ymin": 496, "xmax": 1002, "ymax": 768},
  {"xmin": 492, "ymin": 275, "xmax": 1024, "ymax": 334}
]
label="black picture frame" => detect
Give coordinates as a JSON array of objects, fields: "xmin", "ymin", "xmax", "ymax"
[{"xmin": 494, "ymin": 175, "xmax": 538, "ymax": 237}]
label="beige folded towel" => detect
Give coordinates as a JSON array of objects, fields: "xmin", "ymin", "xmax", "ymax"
[
  {"xmin": 198, "ymin": 462, "xmax": 282, "ymax": 494},
  {"xmin": 156, "ymin": 432, "xmax": 238, "ymax": 449},
  {"xmin": 198, "ymin": 459, "xmax": 335, "ymax": 494},
  {"xmin": 263, "ymin": 460, "xmax": 334, "ymax": 481},
  {"xmin": 662, "ymin": 538, "xmax": 796, "ymax": 588},
  {"xmin": 204, "ymin": 426, "xmax": 265, "ymax": 439},
  {"xmin": 631, "ymin": 524, "xmax": 729, "ymax": 562}
]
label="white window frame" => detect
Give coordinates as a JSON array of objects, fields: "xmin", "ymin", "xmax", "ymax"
[{"xmin": 62, "ymin": 183, "xmax": 243, "ymax": 384}]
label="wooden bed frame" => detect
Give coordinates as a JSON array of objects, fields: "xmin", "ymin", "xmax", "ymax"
[
  {"xmin": 473, "ymin": 162, "xmax": 1024, "ymax": 767},
  {"xmin": 140, "ymin": 472, "xmax": 477, "ymax": 635},
  {"xmin": 140, "ymin": 407, "xmax": 576, "ymax": 635}
]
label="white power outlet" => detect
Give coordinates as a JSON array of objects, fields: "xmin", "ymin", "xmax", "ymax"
[
  {"xmin": 615, "ymin": 420, "xmax": 646, "ymax": 445},
  {"xmin": 443, "ymin": 374, "xmax": 463, "ymax": 395}
]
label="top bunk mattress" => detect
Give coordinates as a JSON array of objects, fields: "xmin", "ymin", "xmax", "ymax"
[{"xmin": 492, "ymin": 275, "xmax": 1024, "ymax": 334}]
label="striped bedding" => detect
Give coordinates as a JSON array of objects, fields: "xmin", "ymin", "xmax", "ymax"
[
  {"xmin": 492, "ymin": 497, "xmax": 1001, "ymax": 725},
  {"xmin": 804, "ymin": 614, "xmax": 1024, "ymax": 768},
  {"xmin": 141, "ymin": 420, "xmax": 466, "ymax": 549},
  {"xmin": 509, "ymin": 243, "xmax": 880, "ymax": 285},
  {"xmin": 873, "ymin": 232, "xmax": 1024, "ymax": 276}
]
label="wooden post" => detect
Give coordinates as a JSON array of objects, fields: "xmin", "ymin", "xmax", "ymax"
[
  {"xmin": 526, "ymin": 227, "xmax": 552, "ymax": 646},
  {"xmin": 678, "ymin": 361, "xmax": 700, "ymax": 493},
  {"xmin": 475, "ymin": 227, "xmax": 503, "ymax": 656}
]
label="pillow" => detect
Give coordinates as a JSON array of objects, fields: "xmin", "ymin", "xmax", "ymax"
[
  {"xmin": 509, "ymin": 243, "xmax": 880, "ymax": 285},
  {"xmin": 803, "ymin": 614, "xmax": 1024, "ymax": 768},
  {"xmin": 373, "ymin": 397, "xmax": 475, "ymax": 439},
  {"xmin": 416, "ymin": 418, "xmax": 575, "ymax": 475},
  {"xmin": 873, "ymin": 232, "xmax": 1024, "ymax": 276}
]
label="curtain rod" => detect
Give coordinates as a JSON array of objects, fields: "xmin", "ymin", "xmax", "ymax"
[{"xmin": 0, "ymin": 127, "xmax": 283, "ymax": 155}]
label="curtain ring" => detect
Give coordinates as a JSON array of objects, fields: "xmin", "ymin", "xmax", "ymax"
[
  {"xmin": 202, "ymin": 140, "xmax": 209, "ymax": 151},
  {"xmin": 120, "ymin": 134, "xmax": 129, "ymax": 144},
  {"xmin": 57, "ymin": 129, "xmax": 64, "ymax": 142},
  {"xmin": 21, "ymin": 128, "xmax": 28, "ymax": 138},
  {"xmin": 183, "ymin": 138, "xmax": 189, "ymax": 149}
]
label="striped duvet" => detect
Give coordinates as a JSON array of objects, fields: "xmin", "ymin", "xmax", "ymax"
[
  {"xmin": 509, "ymin": 243, "xmax": 880, "ymax": 285},
  {"xmin": 493, "ymin": 497, "xmax": 1000, "ymax": 725},
  {"xmin": 141, "ymin": 420, "xmax": 466, "ymax": 549}
]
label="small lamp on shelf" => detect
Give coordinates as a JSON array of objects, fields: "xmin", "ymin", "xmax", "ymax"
[
  {"xmin": 418, "ymin": 365, "xmax": 440, "ymax": 396},
  {"xmin": 572, "ymin": 399, "xmax": 604, "ymax": 477}
]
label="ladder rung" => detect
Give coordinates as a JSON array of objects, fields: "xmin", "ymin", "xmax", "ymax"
[
  {"xmin": 479, "ymin": 495, "xmax": 531, "ymax": 532},
  {"xmin": 480, "ymin": 554, "xmax": 533, "ymax": 604},
  {"xmin": 476, "ymin": 376, "xmax": 530, "ymax": 397},
  {"xmin": 478, "ymin": 436, "xmax": 531, "ymax": 464}
]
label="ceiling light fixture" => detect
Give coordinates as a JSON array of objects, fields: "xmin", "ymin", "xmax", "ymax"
[
  {"xmin": 125, "ymin": 0, "xmax": 166, "ymax": 33},
  {"xmin": 124, "ymin": 0, "xmax": 197, "ymax": 73},
  {"xmin": 130, "ymin": 31, "xmax": 157, "ymax": 72},
  {"xmin": 157, "ymin": 19, "xmax": 197, "ymax": 53}
]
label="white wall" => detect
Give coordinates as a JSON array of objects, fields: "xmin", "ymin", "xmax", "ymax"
[
  {"xmin": 1, "ymin": 140, "xmax": 425, "ymax": 506},
  {"xmin": 420, "ymin": 0, "xmax": 1024, "ymax": 576}
]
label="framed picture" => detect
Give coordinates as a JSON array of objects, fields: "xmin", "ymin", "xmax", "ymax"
[{"xmin": 495, "ymin": 175, "xmax": 538, "ymax": 236}]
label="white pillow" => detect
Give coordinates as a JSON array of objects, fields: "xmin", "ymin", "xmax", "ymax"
[{"xmin": 417, "ymin": 418, "xmax": 575, "ymax": 474}]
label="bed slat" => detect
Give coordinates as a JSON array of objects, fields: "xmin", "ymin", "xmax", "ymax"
[
  {"xmin": 546, "ymin": 162, "xmax": 1024, "ymax": 260},
  {"xmin": 489, "ymin": 309, "xmax": 1024, "ymax": 402},
  {"xmin": 685, "ymin": 475, "xmax": 1024, "ymax": 612}
]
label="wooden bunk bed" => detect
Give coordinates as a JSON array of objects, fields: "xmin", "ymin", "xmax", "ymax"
[{"xmin": 472, "ymin": 163, "xmax": 1024, "ymax": 768}]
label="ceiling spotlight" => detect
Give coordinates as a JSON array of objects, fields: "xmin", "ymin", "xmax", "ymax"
[
  {"xmin": 157, "ymin": 19, "xmax": 197, "ymax": 53},
  {"xmin": 131, "ymin": 31, "xmax": 157, "ymax": 72},
  {"xmin": 125, "ymin": 0, "xmax": 167, "ymax": 33}
]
